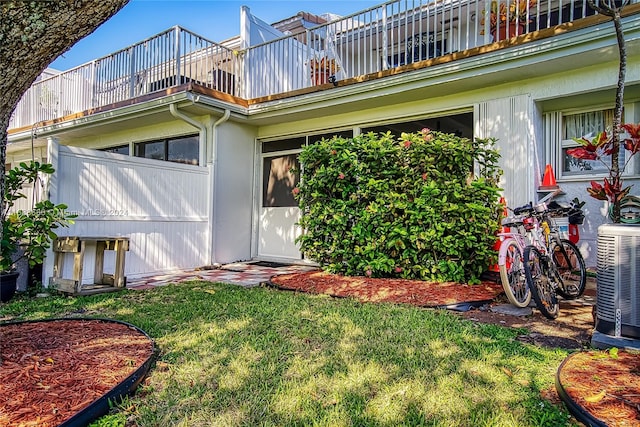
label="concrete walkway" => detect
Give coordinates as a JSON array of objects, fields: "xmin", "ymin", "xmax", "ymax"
[{"xmin": 126, "ymin": 261, "xmax": 318, "ymax": 290}]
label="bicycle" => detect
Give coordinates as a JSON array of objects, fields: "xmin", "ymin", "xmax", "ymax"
[
  {"xmin": 497, "ymin": 215, "xmax": 531, "ymax": 308},
  {"xmin": 521, "ymin": 202, "xmax": 587, "ymax": 319}
]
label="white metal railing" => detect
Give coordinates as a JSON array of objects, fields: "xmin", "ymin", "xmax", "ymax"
[
  {"xmin": 243, "ymin": 0, "xmax": 629, "ymax": 98},
  {"xmin": 10, "ymin": 27, "xmax": 238, "ymax": 130},
  {"xmin": 10, "ymin": 0, "xmax": 634, "ymax": 130}
]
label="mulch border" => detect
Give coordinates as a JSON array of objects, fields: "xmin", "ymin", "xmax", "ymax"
[
  {"xmin": 555, "ymin": 358, "xmax": 607, "ymax": 427},
  {"xmin": 267, "ymin": 271, "xmax": 505, "ymax": 311},
  {"xmin": 555, "ymin": 350, "xmax": 640, "ymax": 427},
  {"xmin": 1, "ymin": 318, "xmax": 156, "ymax": 427}
]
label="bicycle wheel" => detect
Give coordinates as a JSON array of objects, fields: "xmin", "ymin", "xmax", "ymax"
[
  {"xmin": 523, "ymin": 245, "xmax": 559, "ymax": 319},
  {"xmin": 551, "ymin": 239, "xmax": 587, "ymax": 299},
  {"xmin": 498, "ymin": 239, "xmax": 531, "ymax": 307}
]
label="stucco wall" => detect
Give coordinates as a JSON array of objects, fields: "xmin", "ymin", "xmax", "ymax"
[
  {"xmin": 211, "ymin": 121, "xmax": 257, "ymax": 263},
  {"xmin": 253, "ymin": 55, "xmax": 640, "ymax": 267}
]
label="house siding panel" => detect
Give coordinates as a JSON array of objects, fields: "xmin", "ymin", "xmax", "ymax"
[
  {"xmin": 213, "ymin": 123, "xmax": 256, "ymax": 263},
  {"xmin": 46, "ymin": 145, "xmax": 210, "ymax": 283},
  {"xmin": 476, "ymin": 94, "xmax": 535, "ymax": 208}
]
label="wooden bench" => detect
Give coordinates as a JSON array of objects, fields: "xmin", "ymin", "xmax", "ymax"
[{"xmin": 49, "ymin": 236, "xmax": 129, "ymax": 295}]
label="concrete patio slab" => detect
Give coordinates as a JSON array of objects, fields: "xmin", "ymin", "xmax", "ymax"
[{"xmin": 126, "ymin": 261, "xmax": 317, "ymax": 289}]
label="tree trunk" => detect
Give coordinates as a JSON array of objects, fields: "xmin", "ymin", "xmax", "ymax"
[
  {"xmin": 587, "ymin": 0, "xmax": 628, "ymax": 223},
  {"xmin": 0, "ymin": 0, "xmax": 129, "ymax": 238},
  {"xmin": 610, "ymin": 9, "xmax": 627, "ymax": 223}
]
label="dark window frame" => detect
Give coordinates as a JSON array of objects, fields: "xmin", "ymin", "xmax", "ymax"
[
  {"xmin": 101, "ymin": 144, "xmax": 130, "ymax": 155},
  {"xmin": 134, "ymin": 134, "xmax": 200, "ymax": 165}
]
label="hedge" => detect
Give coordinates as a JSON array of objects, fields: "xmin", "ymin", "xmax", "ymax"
[{"xmin": 295, "ymin": 129, "xmax": 503, "ymax": 284}]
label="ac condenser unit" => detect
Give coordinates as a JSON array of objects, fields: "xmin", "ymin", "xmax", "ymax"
[{"xmin": 595, "ymin": 224, "xmax": 640, "ymax": 339}]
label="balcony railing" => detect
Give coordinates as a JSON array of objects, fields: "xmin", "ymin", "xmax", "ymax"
[
  {"xmin": 10, "ymin": 27, "xmax": 238, "ymax": 130},
  {"xmin": 242, "ymin": 0, "xmax": 614, "ymax": 98},
  {"xmin": 10, "ymin": 0, "xmax": 631, "ymax": 131}
]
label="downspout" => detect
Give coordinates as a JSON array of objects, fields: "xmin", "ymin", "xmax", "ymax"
[
  {"xmin": 209, "ymin": 109, "xmax": 231, "ymax": 265},
  {"xmin": 43, "ymin": 137, "xmax": 60, "ymax": 289},
  {"xmin": 168, "ymin": 102, "xmax": 210, "ymax": 261},
  {"xmin": 169, "ymin": 103, "xmax": 207, "ymax": 166}
]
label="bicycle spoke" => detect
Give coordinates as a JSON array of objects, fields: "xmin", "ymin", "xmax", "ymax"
[
  {"xmin": 552, "ymin": 239, "xmax": 587, "ymax": 299},
  {"xmin": 523, "ymin": 245, "xmax": 559, "ymax": 319},
  {"xmin": 499, "ymin": 238, "xmax": 531, "ymax": 307}
]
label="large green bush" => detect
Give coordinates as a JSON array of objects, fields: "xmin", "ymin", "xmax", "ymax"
[{"xmin": 296, "ymin": 129, "xmax": 502, "ymax": 284}]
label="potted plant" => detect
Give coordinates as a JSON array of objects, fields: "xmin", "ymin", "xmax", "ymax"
[
  {"xmin": 310, "ymin": 57, "xmax": 340, "ymax": 86},
  {"xmin": 1, "ymin": 161, "xmax": 74, "ymax": 302},
  {"xmin": 568, "ymin": 125, "xmax": 640, "ymax": 219},
  {"xmin": 480, "ymin": 0, "xmax": 537, "ymax": 41}
]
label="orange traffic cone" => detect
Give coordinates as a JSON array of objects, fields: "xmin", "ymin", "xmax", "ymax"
[{"xmin": 539, "ymin": 164, "xmax": 559, "ymax": 190}]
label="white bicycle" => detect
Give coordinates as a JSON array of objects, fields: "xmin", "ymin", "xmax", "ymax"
[{"xmin": 498, "ymin": 211, "xmax": 532, "ymax": 308}]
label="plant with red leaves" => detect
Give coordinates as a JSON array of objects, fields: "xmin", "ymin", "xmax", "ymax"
[
  {"xmin": 567, "ymin": 0, "xmax": 632, "ymax": 223},
  {"xmin": 568, "ymin": 123, "xmax": 640, "ymax": 221}
]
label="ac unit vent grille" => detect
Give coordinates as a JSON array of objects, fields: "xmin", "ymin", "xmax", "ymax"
[
  {"xmin": 596, "ymin": 225, "xmax": 640, "ymax": 339},
  {"xmin": 597, "ymin": 234, "xmax": 617, "ymax": 322}
]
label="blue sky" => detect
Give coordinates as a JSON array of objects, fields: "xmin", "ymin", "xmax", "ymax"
[{"xmin": 51, "ymin": 0, "xmax": 383, "ymax": 70}]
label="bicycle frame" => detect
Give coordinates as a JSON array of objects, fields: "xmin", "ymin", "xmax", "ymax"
[
  {"xmin": 497, "ymin": 230, "xmax": 528, "ymax": 266},
  {"xmin": 500, "ymin": 204, "xmax": 560, "ymax": 294},
  {"xmin": 508, "ymin": 198, "xmax": 586, "ymax": 317},
  {"xmin": 522, "ymin": 205, "xmax": 577, "ymax": 289}
]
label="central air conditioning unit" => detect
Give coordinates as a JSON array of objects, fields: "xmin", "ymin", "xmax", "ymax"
[{"xmin": 595, "ymin": 224, "xmax": 640, "ymax": 339}]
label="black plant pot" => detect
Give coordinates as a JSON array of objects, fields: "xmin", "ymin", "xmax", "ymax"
[{"xmin": 0, "ymin": 271, "xmax": 19, "ymax": 302}]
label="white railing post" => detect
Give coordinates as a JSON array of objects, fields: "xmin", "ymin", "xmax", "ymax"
[
  {"xmin": 90, "ymin": 60, "xmax": 97, "ymax": 108},
  {"xmin": 382, "ymin": 5, "xmax": 389, "ymax": 70},
  {"xmin": 129, "ymin": 47, "xmax": 136, "ymax": 98},
  {"xmin": 484, "ymin": 0, "xmax": 493, "ymax": 43},
  {"xmin": 174, "ymin": 26, "xmax": 182, "ymax": 85},
  {"xmin": 305, "ymin": 29, "xmax": 312, "ymax": 87}
]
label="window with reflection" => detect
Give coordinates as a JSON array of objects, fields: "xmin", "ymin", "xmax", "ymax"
[
  {"xmin": 134, "ymin": 134, "xmax": 199, "ymax": 165},
  {"xmin": 562, "ymin": 109, "xmax": 614, "ymax": 176}
]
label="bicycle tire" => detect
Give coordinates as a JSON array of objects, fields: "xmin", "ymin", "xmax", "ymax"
[
  {"xmin": 523, "ymin": 245, "xmax": 559, "ymax": 319},
  {"xmin": 551, "ymin": 239, "xmax": 587, "ymax": 299},
  {"xmin": 498, "ymin": 239, "xmax": 531, "ymax": 307}
]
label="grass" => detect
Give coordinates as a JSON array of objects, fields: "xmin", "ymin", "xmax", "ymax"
[{"xmin": 0, "ymin": 282, "xmax": 577, "ymax": 426}]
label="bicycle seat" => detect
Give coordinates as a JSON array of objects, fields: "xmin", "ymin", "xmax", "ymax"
[
  {"xmin": 501, "ymin": 217, "xmax": 523, "ymax": 227},
  {"xmin": 534, "ymin": 202, "xmax": 548, "ymax": 213},
  {"xmin": 513, "ymin": 204, "xmax": 533, "ymax": 216}
]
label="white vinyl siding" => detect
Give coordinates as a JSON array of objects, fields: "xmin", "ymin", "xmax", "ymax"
[
  {"xmin": 47, "ymin": 144, "xmax": 210, "ymax": 282},
  {"xmin": 476, "ymin": 94, "xmax": 536, "ymax": 207}
]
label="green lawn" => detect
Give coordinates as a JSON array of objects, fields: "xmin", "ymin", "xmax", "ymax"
[{"xmin": 1, "ymin": 282, "xmax": 576, "ymax": 426}]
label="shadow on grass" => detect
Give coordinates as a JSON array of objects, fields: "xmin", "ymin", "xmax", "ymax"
[{"xmin": 0, "ymin": 282, "xmax": 573, "ymax": 426}]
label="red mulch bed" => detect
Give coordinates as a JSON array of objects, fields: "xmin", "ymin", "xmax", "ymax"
[
  {"xmin": 0, "ymin": 319, "xmax": 154, "ymax": 427},
  {"xmin": 3, "ymin": 275, "xmax": 635, "ymax": 426},
  {"xmin": 270, "ymin": 271, "xmax": 504, "ymax": 307},
  {"xmin": 558, "ymin": 349, "xmax": 640, "ymax": 427}
]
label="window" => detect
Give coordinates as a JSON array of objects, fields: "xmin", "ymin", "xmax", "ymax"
[
  {"xmin": 134, "ymin": 134, "xmax": 199, "ymax": 165},
  {"xmin": 362, "ymin": 113, "xmax": 473, "ymax": 138},
  {"xmin": 262, "ymin": 154, "xmax": 300, "ymax": 208},
  {"xmin": 561, "ymin": 109, "xmax": 614, "ymax": 176},
  {"xmin": 548, "ymin": 107, "xmax": 640, "ymax": 180},
  {"xmin": 260, "ymin": 131, "xmax": 354, "ymax": 208},
  {"xmin": 102, "ymin": 145, "xmax": 129, "ymax": 155}
]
